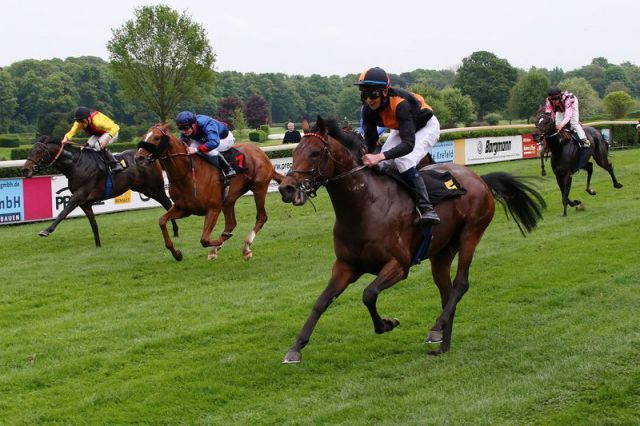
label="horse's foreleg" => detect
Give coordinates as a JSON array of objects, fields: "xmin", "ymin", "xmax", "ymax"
[
  {"xmin": 584, "ymin": 162, "xmax": 596, "ymax": 195},
  {"xmin": 242, "ymin": 186, "xmax": 269, "ymax": 260},
  {"xmin": 427, "ymin": 229, "xmax": 481, "ymax": 351},
  {"xmin": 159, "ymin": 206, "xmax": 188, "ymax": 261},
  {"xmin": 362, "ymin": 258, "xmax": 406, "ymax": 334},
  {"xmin": 284, "ymin": 260, "xmax": 360, "ymax": 364},
  {"xmin": 200, "ymin": 208, "xmax": 223, "ymax": 260},
  {"xmin": 79, "ymin": 204, "xmax": 101, "ymax": 247},
  {"xmin": 39, "ymin": 194, "xmax": 85, "ymax": 238},
  {"xmin": 426, "ymin": 249, "xmax": 457, "ymax": 355},
  {"xmin": 540, "ymin": 152, "xmax": 546, "ymax": 176}
]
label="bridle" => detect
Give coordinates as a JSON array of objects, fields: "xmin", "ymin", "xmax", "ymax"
[
  {"xmin": 287, "ymin": 132, "xmax": 367, "ymax": 199},
  {"xmin": 26, "ymin": 140, "xmax": 73, "ymax": 171},
  {"xmin": 136, "ymin": 125, "xmax": 178, "ymax": 161}
]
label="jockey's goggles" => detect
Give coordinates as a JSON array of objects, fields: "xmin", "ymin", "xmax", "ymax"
[
  {"xmin": 178, "ymin": 125, "xmax": 192, "ymax": 131},
  {"xmin": 360, "ymin": 90, "xmax": 383, "ymax": 101}
]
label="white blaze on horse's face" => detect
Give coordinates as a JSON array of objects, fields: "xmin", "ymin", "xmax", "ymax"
[
  {"xmin": 538, "ymin": 117, "xmax": 544, "ymax": 125},
  {"xmin": 144, "ymin": 131, "xmax": 153, "ymax": 142}
]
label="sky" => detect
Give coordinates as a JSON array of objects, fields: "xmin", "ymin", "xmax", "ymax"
[{"xmin": 1, "ymin": 0, "xmax": 638, "ymax": 76}]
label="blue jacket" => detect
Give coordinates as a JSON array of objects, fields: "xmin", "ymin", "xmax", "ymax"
[{"xmin": 181, "ymin": 115, "xmax": 229, "ymax": 151}]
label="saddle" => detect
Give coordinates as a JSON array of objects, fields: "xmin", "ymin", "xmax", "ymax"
[{"xmin": 384, "ymin": 168, "xmax": 466, "ymax": 205}]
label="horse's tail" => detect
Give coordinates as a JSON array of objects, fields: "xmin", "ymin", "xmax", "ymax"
[
  {"xmin": 272, "ymin": 172, "xmax": 286, "ymax": 184},
  {"xmin": 481, "ymin": 173, "xmax": 546, "ymax": 236}
]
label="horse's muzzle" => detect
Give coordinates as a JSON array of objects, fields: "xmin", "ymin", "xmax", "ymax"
[
  {"xmin": 279, "ymin": 182, "xmax": 307, "ymax": 206},
  {"xmin": 21, "ymin": 165, "xmax": 34, "ymax": 178}
]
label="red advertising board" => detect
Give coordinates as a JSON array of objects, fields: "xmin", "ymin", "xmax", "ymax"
[
  {"xmin": 522, "ymin": 133, "xmax": 539, "ymax": 159},
  {"xmin": 23, "ymin": 176, "xmax": 52, "ymax": 221}
]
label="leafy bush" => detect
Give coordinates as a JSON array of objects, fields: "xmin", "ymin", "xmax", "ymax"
[
  {"xmin": 484, "ymin": 113, "xmax": 503, "ymax": 125},
  {"xmin": 10, "ymin": 148, "xmax": 31, "ymax": 160},
  {"xmin": 0, "ymin": 139, "xmax": 20, "ymax": 147},
  {"xmin": 591, "ymin": 123, "xmax": 638, "ymax": 145},
  {"xmin": 259, "ymin": 124, "xmax": 270, "ymax": 134},
  {"xmin": 249, "ymin": 130, "xmax": 267, "ymax": 142}
]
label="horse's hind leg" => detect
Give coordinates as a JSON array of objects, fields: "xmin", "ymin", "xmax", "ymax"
[
  {"xmin": 427, "ymin": 228, "xmax": 484, "ymax": 350},
  {"xmin": 242, "ymin": 183, "xmax": 270, "ymax": 260},
  {"xmin": 425, "ymin": 248, "xmax": 457, "ymax": 355},
  {"xmin": 80, "ymin": 204, "xmax": 101, "ymax": 247},
  {"xmin": 362, "ymin": 258, "xmax": 406, "ymax": 334},
  {"xmin": 593, "ymin": 148, "xmax": 623, "ymax": 189},
  {"xmin": 160, "ymin": 206, "xmax": 189, "ymax": 261},
  {"xmin": 211, "ymin": 202, "xmax": 237, "ymax": 249},
  {"xmin": 584, "ymin": 162, "xmax": 596, "ymax": 195}
]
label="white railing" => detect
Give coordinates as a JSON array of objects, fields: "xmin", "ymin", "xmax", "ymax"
[{"xmin": 1, "ymin": 120, "xmax": 636, "ymax": 169}]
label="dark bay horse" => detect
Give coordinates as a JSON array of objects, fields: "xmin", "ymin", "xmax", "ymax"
[
  {"xmin": 278, "ymin": 117, "xmax": 546, "ymax": 363},
  {"xmin": 21, "ymin": 136, "xmax": 178, "ymax": 247},
  {"xmin": 535, "ymin": 111, "xmax": 622, "ymax": 216},
  {"xmin": 134, "ymin": 124, "xmax": 284, "ymax": 261}
]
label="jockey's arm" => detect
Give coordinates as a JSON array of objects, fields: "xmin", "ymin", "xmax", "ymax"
[
  {"xmin": 557, "ymin": 98, "xmax": 574, "ymax": 131},
  {"xmin": 63, "ymin": 121, "xmax": 84, "ymax": 141},
  {"xmin": 382, "ymin": 102, "xmax": 416, "ymax": 160}
]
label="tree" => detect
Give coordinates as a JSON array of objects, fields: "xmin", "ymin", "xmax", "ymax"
[
  {"xmin": 216, "ymin": 96, "xmax": 244, "ymax": 125},
  {"xmin": 605, "ymin": 81, "xmax": 631, "ymax": 95},
  {"xmin": 602, "ymin": 91, "xmax": 635, "ymax": 119},
  {"xmin": 441, "ymin": 87, "xmax": 476, "ymax": 125},
  {"xmin": 506, "ymin": 70, "xmax": 550, "ymax": 122},
  {"xmin": 0, "ymin": 70, "xmax": 18, "ymax": 132},
  {"xmin": 557, "ymin": 77, "xmax": 601, "ymax": 119},
  {"xmin": 335, "ymin": 87, "xmax": 361, "ymax": 122},
  {"xmin": 108, "ymin": 5, "xmax": 215, "ymax": 122},
  {"xmin": 230, "ymin": 107, "xmax": 248, "ymax": 133},
  {"xmin": 455, "ymin": 51, "xmax": 518, "ymax": 120},
  {"xmin": 245, "ymin": 94, "xmax": 270, "ymax": 128}
]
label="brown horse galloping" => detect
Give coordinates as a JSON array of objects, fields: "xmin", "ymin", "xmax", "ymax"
[
  {"xmin": 279, "ymin": 117, "xmax": 546, "ymax": 363},
  {"xmin": 134, "ymin": 124, "xmax": 284, "ymax": 261}
]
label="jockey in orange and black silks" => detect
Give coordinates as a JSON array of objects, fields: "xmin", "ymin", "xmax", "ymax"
[{"xmin": 356, "ymin": 67, "xmax": 441, "ymax": 226}]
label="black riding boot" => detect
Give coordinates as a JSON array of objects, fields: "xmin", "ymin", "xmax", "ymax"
[
  {"xmin": 217, "ymin": 154, "xmax": 237, "ymax": 179},
  {"xmin": 101, "ymin": 149, "xmax": 124, "ymax": 173},
  {"xmin": 401, "ymin": 168, "xmax": 440, "ymax": 226}
]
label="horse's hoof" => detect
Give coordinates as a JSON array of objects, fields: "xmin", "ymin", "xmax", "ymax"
[
  {"xmin": 173, "ymin": 250, "xmax": 183, "ymax": 261},
  {"xmin": 207, "ymin": 251, "xmax": 218, "ymax": 261},
  {"xmin": 425, "ymin": 330, "xmax": 443, "ymax": 344},
  {"xmin": 614, "ymin": 182, "xmax": 623, "ymax": 189},
  {"xmin": 428, "ymin": 348, "xmax": 447, "ymax": 356},
  {"xmin": 541, "ymin": 170, "xmax": 547, "ymax": 176},
  {"xmin": 243, "ymin": 250, "xmax": 253, "ymax": 261},
  {"xmin": 575, "ymin": 204, "xmax": 585, "ymax": 211},
  {"xmin": 282, "ymin": 351, "xmax": 302, "ymax": 364},
  {"xmin": 38, "ymin": 230, "xmax": 50, "ymax": 237},
  {"xmin": 586, "ymin": 189, "xmax": 596, "ymax": 196}
]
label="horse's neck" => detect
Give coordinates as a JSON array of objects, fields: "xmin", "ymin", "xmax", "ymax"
[
  {"xmin": 52, "ymin": 146, "xmax": 80, "ymax": 177},
  {"xmin": 162, "ymin": 138, "xmax": 197, "ymax": 183}
]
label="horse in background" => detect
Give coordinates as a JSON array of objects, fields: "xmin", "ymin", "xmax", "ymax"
[
  {"xmin": 278, "ymin": 117, "xmax": 546, "ymax": 363},
  {"xmin": 535, "ymin": 109, "xmax": 622, "ymax": 216},
  {"xmin": 134, "ymin": 124, "xmax": 284, "ymax": 261},
  {"xmin": 21, "ymin": 135, "xmax": 178, "ymax": 247}
]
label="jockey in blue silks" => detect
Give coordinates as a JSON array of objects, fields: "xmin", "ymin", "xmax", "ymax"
[{"xmin": 176, "ymin": 111, "xmax": 236, "ymax": 178}]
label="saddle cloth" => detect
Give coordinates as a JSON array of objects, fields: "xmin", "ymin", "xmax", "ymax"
[
  {"xmin": 221, "ymin": 147, "xmax": 248, "ymax": 172},
  {"xmin": 385, "ymin": 168, "xmax": 466, "ymax": 205}
]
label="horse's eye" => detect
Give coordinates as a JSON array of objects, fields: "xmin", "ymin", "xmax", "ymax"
[{"xmin": 310, "ymin": 151, "xmax": 321, "ymax": 159}]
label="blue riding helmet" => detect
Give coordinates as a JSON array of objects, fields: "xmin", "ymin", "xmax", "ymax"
[{"xmin": 176, "ymin": 111, "xmax": 197, "ymax": 126}]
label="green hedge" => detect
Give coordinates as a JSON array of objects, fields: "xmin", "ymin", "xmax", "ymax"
[
  {"xmin": 0, "ymin": 139, "xmax": 20, "ymax": 147},
  {"xmin": 259, "ymin": 124, "xmax": 270, "ymax": 134},
  {"xmin": 441, "ymin": 126, "xmax": 534, "ymax": 140},
  {"xmin": 10, "ymin": 148, "xmax": 31, "ymax": 160},
  {"xmin": 590, "ymin": 123, "xmax": 638, "ymax": 145},
  {"xmin": 249, "ymin": 130, "xmax": 267, "ymax": 142}
]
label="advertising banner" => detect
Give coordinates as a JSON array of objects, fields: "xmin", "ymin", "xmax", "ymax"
[
  {"xmin": 0, "ymin": 178, "xmax": 24, "ymax": 224},
  {"xmin": 464, "ymin": 135, "xmax": 523, "ymax": 165},
  {"xmin": 268, "ymin": 157, "xmax": 293, "ymax": 192},
  {"xmin": 522, "ymin": 134, "xmax": 540, "ymax": 159},
  {"xmin": 431, "ymin": 140, "xmax": 454, "ymax": 163}
]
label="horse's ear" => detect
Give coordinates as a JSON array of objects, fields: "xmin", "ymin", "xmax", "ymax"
[{"xmin": 316, "ymin": 115, "xmax": 326, "ymax": 135}]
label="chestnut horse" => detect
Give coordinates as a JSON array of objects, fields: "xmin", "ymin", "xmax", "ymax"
[
  {"xmin": 535, "ymin": 110, "xmax": 622, "ymax": 216},
  {"xmin": 22, "ymin": 135, "xmax": 178, "ymax": 247},
  {"xmin": 279, "ymin": 117, "xmax": 545, "ymax": 363},
  {"xmin": 134, "ymin": 124, "xmax": 284, "ymax": 261}
]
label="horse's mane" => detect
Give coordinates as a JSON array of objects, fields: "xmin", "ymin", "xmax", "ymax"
[{"xmin": 312, "ymin": 117, "xmax": 365, "ymax": 159}]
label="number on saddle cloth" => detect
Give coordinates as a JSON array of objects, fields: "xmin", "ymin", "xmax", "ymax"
[{"xmin": 221, "ymin": 148, "xmax": 247, "ymax": 172}]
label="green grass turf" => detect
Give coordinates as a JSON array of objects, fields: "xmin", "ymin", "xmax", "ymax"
[{"xmin": 1, "ymin": 149, "xmax": 638, "ymax": 424}]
